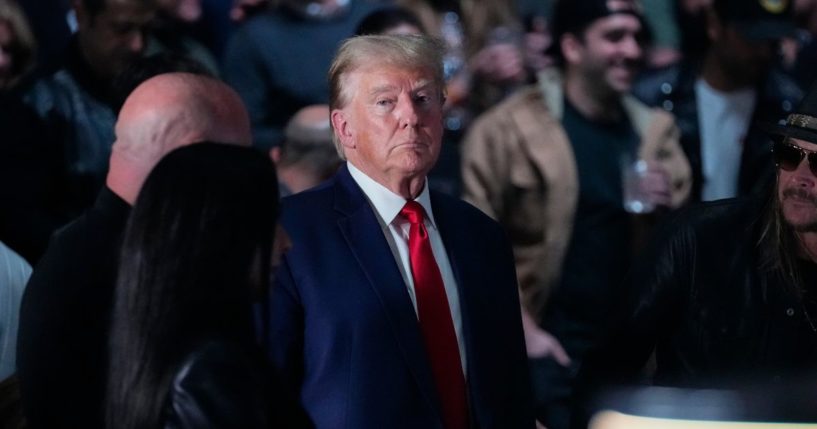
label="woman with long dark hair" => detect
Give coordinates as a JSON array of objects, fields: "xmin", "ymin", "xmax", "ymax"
[{"xmin": 106, "ymin": 142, "xmax": 282, "ymax": 428}]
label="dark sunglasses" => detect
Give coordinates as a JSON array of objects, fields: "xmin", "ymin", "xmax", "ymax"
[{"xmin": 772, "ymin": 139, "xmax": 817, "ymax": 177}]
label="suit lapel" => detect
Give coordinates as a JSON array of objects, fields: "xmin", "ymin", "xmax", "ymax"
[
  {"xmin": 333, "ymin": 166, "xmax": 443, "ymax": 422},
  {"xmin": 430, "ymin": 193, "xmax": 488, "ymax": 428}
]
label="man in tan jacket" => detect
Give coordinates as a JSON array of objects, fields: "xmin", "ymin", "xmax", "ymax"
[{"xmin": 461, "ymin": 0, "xmax": 691, "ymax": 427}]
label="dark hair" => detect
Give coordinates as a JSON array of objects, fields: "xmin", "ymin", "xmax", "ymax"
[
  {"xmin": 78, "ymin": 0, "xmax": 104, "ymax": 16},
  {"xmin": 758, "ymin": 175, "xmax": 806, "ymax": 294},
  {"xmin": 81, "ymin": 0, "xmax": 153, "ymax": 17},
  {"xmin": 355, "ymin": 7, "xmax": 425, "ymax": 36},
  {"xmin": 548, "ymin": 0, "xmax": 651, "ymax": 67},
  {"xmin": 112, "ymin": 52, "xmax": 213, "ymax": 110},
  {"xmin": 676, "ymin": 1, "xmax": 710, "ymax": 59},
  {"xmin": 106, "ymin": 143, "xmax": 279, "ymax": 429}
]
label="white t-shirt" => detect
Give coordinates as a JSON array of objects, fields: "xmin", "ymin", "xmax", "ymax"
[{"xmin": 695, "ymin": 78, "xmax": 757, "ymax": 201}]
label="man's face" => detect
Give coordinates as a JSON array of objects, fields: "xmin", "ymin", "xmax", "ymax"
[
  {"xmin": 334, "ymin": 63, "xmax": 444, "ymax": 184},
  {"xmin": 709, "ymin": 20, "xmax": 776, "ymax": 86},
  {"xmin": 76, "ymin": 0, "xmax": 155, "ymax": 80},
  {"xmin": 778, "ymin": 138, "xmax": 817, "ymax": 232},
  {"xmin": 569, "ymin": 14, "xmax": 644, "ymax": 95}
]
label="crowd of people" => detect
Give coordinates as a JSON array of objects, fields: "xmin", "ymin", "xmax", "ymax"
[{"xmin": 0, "ymin": 0, "xmax": 815, "ymax": 428}]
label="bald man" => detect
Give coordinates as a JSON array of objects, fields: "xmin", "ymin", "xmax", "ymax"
[
  {"xmin": 271, "ymin": 104, "xmax": 341, "ymax": 195},
  {"xmin": 16, "ymin": 73, "xmax": 251, "ymax": 429}
]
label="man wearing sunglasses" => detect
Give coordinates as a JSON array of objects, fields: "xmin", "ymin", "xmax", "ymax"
[
  {"xmin": 633, "ymin": 0, "xmax": 803, "ymax": 203},
  {"xmin": 575, "ymin": 82, "xmax": 817, "ymax": 423}
]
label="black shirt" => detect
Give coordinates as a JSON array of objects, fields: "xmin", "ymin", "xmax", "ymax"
[
  {"xmin": 545, "ymin": 98, "xmax": 639, "ymax": 338},
  {"xmin": 768, "ymin": 259, "xmax": 817, "ymax": 373}
]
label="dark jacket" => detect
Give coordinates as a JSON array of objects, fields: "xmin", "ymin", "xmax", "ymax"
[
  {"xmin": 166, "ymin": 341, "xmax": 310, "ymax": 429},
  {"xmin": 579, "ymin": 197, "xmax": 817, "ymax": 396},
  {"xmin": 0, "ymin": 92, "xmax": 67, "ymax": 264},
  {"xmin": 0, "ymin": 39, "xmax": 121, "ymax": 264},
  {"xmin": 16, "ymin": 187, "xmax": 130, "ymax": 429},
  {"xmin": 632, "ymin": 63, "xmax": 803, "ymax": 201},
  {"xmin": 272, "ymin": 165, "xmax": 534, "ymax": 428}
]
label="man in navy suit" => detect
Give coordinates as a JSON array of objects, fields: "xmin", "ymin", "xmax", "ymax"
[{"xmin": 268, "ymin": 35, "xmax": 534, "ymax": 429}]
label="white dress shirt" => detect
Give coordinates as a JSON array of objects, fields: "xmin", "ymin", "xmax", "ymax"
[{"xmin": 347, "ymin": 162, "xmax": 466, "ymax": 372}]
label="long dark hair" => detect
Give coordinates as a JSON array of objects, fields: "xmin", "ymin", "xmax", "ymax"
[
  {"xmin": 106, "ymin": 143, "xmax": 279, "ymax": 429},
  {"xmin": 758, "ymin": 175, "xmax": 805, "ymax": 293}
]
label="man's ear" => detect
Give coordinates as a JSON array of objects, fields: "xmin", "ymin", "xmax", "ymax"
[
  {"xmin": 561, "ymin": 33, "xmax": 583, "ymax": 65},
  {"xmin": 331, "ymin": 109, "xmax": 355, "ymax": 150}
]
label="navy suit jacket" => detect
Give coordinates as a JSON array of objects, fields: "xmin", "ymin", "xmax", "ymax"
[{"xmin": 269, "ymin": 165, "xmax": 533, "ymax": 429}]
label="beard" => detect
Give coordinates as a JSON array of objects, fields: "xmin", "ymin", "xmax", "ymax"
[{"xmin": 781, "ymin": 187, "xmax": 817, "ymax": 232}]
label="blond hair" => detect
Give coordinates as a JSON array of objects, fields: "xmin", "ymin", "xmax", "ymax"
[{"xmin": 327, "ymin": 34, "xmax": 446, "ymax": 158}]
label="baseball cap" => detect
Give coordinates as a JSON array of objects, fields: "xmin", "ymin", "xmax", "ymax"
[{"xmin": 548, "ymin": 0, "xmax": 650, "ymax": 62}]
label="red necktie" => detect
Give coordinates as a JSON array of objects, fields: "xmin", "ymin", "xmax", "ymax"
[{"xmin": 400, "ymin": 201, "xmax": 468, "ymax": 429}]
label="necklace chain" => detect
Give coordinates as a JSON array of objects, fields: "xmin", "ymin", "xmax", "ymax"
[
  {"xmin": 799, "ymin": 286, "xmax": 817, "ymax": 333},
  {"xmin": 802, "ymin": 304, "xmax": 817, "ymax": 333}
]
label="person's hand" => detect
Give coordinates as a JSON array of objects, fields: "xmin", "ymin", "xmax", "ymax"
[
  {"xmin": 523, "ymin": 31, "xmax": 553, "ymax": 73},
  {"xmin": 523, "ymin": 16, "xmax": 553, "ymax": 73},
  {"xmin": 647, "ymin": 46, "xmax": 682, "ymax": 69},
  {"xmin": 536, "ymin": 420, "xmax": 548, "ymax": 429},
  {"xmin": 470, "ymin": 43, "xmax": 526, "ymax": 85},
  {"xmin": 638, "ymin": 161, "xmax": 672, "ymax": 209},
  {"xmin": 521, "ymin": 310, "xmax": 571, "ymax": 366}
]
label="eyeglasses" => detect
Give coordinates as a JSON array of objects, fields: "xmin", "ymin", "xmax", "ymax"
[{"xmin": 772, "ymin": 139, "xmax": 817, "ymax": 177}]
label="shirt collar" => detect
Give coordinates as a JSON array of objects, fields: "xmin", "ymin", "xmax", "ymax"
[{"xmin": 347, "ymin": 162, "xmax": 437, "ymax": 229}]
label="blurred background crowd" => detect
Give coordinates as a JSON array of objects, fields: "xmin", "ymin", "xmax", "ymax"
[
  {"xmin": 0, "ymin": 0, "xmax": 817, "ymax": 263},
  {"xmin": 0, "ymin": 0, "xmax": 815, "ymax": 427},
  {"xmin": 0, "ymin": 0, "xmax": 814, "ymax": 262}
]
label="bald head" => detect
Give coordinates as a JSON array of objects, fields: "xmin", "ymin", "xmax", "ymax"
[
  {"xmin": 283, "ymin": 105, "xmax": 332, "ymax": 156},
  {"xmin": 107, "ymin": 72, "xmax": 252, "ymax": 204},
  {"xmin": 274, "ymin": 104, "xmax": 340, "ymax": 193}
]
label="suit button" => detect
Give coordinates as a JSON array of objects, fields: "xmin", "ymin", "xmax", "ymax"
[
  {"xmin": 662, "ymin": 100, "xmax": 674, "ymax": 111},
  {"xmin": 786, "ymin": 308, "xmax": 795, "ymax": 316},
  {"xmin": 661, "ymin": 83, "xmax": 672, "ymax": 94}
]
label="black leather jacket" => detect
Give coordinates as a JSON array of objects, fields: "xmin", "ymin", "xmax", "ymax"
[
  {"xmin": 632, "ymin": 63, "xmax": 803, "ymax": 201},
  {"xmin": 580, "ymin": 198, "xmax": 817, "ymax": 391},
  {"xmin": 165, "ymin": 341, "xmax": 311, "ymax": 429}
]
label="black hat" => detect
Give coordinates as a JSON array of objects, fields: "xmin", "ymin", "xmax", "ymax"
[
  {"xmin": 763, "ymin": 81, "xmax": 817, "ymax": 144},
  {"xmin": 713, "ymin": 0, "xmax": 795, "ymax": 40},
  {"xmin": 549, "ymin": 0, "xmax": 649, "ymax": 63}
]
